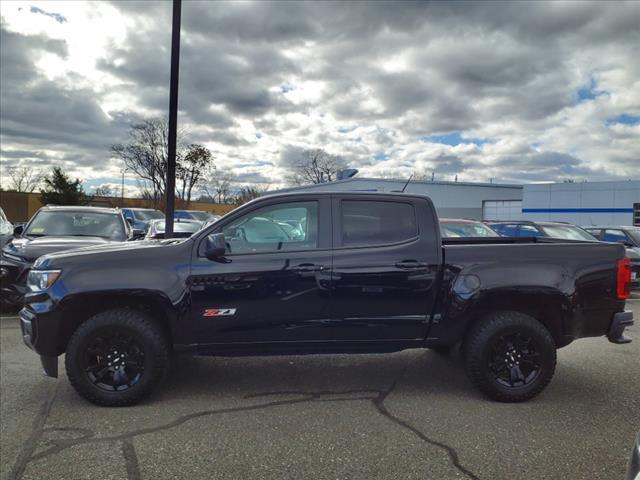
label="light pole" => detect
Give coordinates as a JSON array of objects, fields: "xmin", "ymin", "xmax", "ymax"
[
  {"xmin": 121, "ymin": 167, "xmax": 129, "ymax": 206},
  {"xmin": 165, "ymin": 0, "xmax": 181, "ymax": 238}
]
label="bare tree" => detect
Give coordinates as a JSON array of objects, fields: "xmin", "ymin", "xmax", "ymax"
[
  {"xmin": 202, "ymin": 169, "xmax": 235, "ymax": 204},
  {"xmin": 111, "ymin": 119, "xmax": 171, "ymax": 201},
  {"xmin": 233, "ymin": 185, "xmax": 267, "ymax": 205},
  {"xmin": 94, "ymin": 185, "xmax": 114, "ymax": 197},
  {"xmin": 177, "ymin": 144, "xmax": 213, "ymax": 202},
  {"xmin": 111, "ymin": 118, "xmax": 207, "ymax": 202},
  {"xmin": 3, "ymin": 166, "xmax": 43, "ymax": 192},
  {"xmin": 287, "ymin": 149, "xmax": 345, "ymax": 186}
]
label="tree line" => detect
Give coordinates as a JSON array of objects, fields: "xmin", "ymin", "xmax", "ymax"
[{"xmin": 1, "ymin": 117, "xmax": 349, "ymax": 206}]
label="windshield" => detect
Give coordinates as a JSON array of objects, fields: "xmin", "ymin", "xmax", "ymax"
[
  {"xmin": 133, "ymin": 209, "xmax": 164, "ymax": 221},
  {"xmin": 440, "ymin": 221, "xmax": 499, "ymax": 238},
  {"xmin": 25, "ymin": 211, "xmax": 126, "ymax": 240},
  {"xmin": 540, "ymin": 224, "xmax": 597, "ymax": 241}
]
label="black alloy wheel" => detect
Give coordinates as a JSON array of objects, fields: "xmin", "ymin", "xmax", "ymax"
[
  {"xmin": 83, "ymin": 330, "xmax": 146, "ymax": 392},
  {"xmin": 488, "ymin": 333, "xmax": 541, "ymax": 388},
  {"xmin": 65, "ymin": 309, "xmax": 169, "ymax": 406},
  {"xmin": 464, "ymin": 311, "xmax": 556, "ymax": 402}
]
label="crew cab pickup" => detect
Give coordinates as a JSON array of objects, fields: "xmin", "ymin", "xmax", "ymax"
[{"xmin": 20, "ymin": 192, "xmax": 634, "ymax": 406}]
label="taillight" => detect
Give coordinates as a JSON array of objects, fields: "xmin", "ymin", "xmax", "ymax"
[{"xmin": 617, "ymin": 257, "xmax": 631, "ymax": 300}]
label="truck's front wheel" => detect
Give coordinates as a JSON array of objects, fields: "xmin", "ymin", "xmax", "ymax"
[
  {"xmin": 65, "ymin": 309, "xmax": 169, "ymax": 406},
  {"xmin": 464, "ymin": 311, "xmax": 556, "ymax": 402}
]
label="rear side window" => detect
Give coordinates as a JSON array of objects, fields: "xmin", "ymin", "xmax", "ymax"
[
  {"xmin": 518, "ymin": 225, "xmax": 543, "ymax": 237},
  {"xmin": 491, "ymin": 224, "xmax": 519, "ymax": 236},
  {"xmin": 584, "ymin": 228, "xmax": 602, "ymax": 239},
  {"xmin": 341, "ymin": 200, "xmax": 417, "ymax": 247}
]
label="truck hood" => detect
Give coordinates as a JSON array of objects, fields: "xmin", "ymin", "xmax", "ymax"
[
  {"xmin": 33, "ymin": 238, "xmax": 192, "ymax": 269},
  {"xmin": 2, "ymin": 236, "xmax": 115, "ymax": 263}
]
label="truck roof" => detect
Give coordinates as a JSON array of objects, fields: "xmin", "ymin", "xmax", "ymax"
[{"xmin": 260, "ymin": 191, "xmax": 431, "ymax": 201}]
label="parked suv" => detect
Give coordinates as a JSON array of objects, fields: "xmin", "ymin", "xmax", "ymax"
[
  {"xmin": 0, "ymin": 206, "xmax": 134, "ymax": 306},
  {"xmin": 584, "ymin": 226, "xmax": 640, "ymax": 288},
  {"xmin": 488, "ymin": 220, "xmax": 598, "ymax": 242}
]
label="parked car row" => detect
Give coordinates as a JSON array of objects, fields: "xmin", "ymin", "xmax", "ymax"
[
  {"xmin": 121, "ymin": 207, "xmax": 219, "ymax": 231},
  {"xmin": 0, "ymin": 205, "xmax": 222, "ymax": 307},
  {"xmin": 438, "ymin": 218, "xmax": 638, "ymax": 289}
]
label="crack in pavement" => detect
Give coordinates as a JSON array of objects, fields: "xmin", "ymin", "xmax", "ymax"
[
  {"xmin": 17, "ymin": 378, "xmax": 481, "ymax": 480},
  {"xmin": 8, "ymin": 381, "xmax": 59, "ymax": 480},
  {"xmin": 373, "ymin": 379, "xmax": 481, "ymax": 480},
  {"xmin": 122, "ymin": 438, "xmax": 142, "ymax": 480}
]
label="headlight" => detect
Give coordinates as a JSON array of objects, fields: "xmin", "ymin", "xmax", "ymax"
[{"xmin": 27, "ymin": 270, "xmax": 62, "ymax": 292}]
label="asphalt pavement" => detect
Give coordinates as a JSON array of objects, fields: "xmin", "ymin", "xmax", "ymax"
[{"xmin": 1, "ymin": 295, "xmax": 639, "ymax": 480}]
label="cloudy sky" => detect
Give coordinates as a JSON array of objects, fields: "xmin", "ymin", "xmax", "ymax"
[{"xmin": 0, "ymin": 1, "xmax": 639, "ymax": 196}]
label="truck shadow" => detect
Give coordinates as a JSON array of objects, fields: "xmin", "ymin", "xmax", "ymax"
[
  {"xmin": 159, "ymin": 349, "xmax": 613, "ymax": 406},
  {"xmin": 160, "ymin": 350, "xmax": 483, "ymax": 402}
]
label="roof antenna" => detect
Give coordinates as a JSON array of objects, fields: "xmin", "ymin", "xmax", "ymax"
[{"xmin": 400, "ymin": 174, "xmax": 414, "ymax": 193}]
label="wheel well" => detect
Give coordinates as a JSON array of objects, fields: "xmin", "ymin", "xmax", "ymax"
[
  {"xmin": 59, "ymin": 293, "xmax": 173, "ymax": 352},
  {"xmin": 463, "ymin": 292, "xmax": 566, "ymax": 348}
]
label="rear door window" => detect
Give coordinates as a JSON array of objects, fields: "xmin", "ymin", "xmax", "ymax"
[
  {"xmin": 603, "ymin": 229, "xmax": 627, "ymax": 243},
  {"xmin": 340, "ymin": 200, "xmax": 417, "ymax": 247}
]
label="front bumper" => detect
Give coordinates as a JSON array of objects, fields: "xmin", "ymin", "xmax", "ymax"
[
  {"xmin": 0, "ymin": 257, "xmax": 31, "ymax": 305},
  {"xmin": 20, "ymin": 307, "xmax": 58, "ymax": 377},
  {"xmin": 607, "ymin": 310, "xmax": 634, "ymax": 344}
]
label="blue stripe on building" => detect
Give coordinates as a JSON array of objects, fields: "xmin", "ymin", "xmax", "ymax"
[{"xmin": 522, "ymin": 208, "xmax": 634, "ymax": 213}]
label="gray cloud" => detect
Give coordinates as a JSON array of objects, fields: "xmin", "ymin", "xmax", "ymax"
[{"xmin": 1, "ymin": 1, "xmax": 639, "ymax": 188}]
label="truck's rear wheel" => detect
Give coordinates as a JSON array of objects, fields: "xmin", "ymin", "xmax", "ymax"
[
  {"xmin": 464, "ymin": 311, "xmax": 556, "ymax": 402},
  {"xmin": 65, "ymin": 309, "xmax": 169, "ymax": 406}
]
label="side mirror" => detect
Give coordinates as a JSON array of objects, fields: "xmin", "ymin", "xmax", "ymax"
[
  {"xmin": 13, "ymin": 225, "xmax": 23, "ymax": 237},
  {"xmin": 204, "ymin": 233, "xmax": 227, "ymax": 260}
]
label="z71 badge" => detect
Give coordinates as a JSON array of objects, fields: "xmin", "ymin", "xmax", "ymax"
[{"xmin": 203, "ymin": 308, "xmax": 237, "ymax": 317}]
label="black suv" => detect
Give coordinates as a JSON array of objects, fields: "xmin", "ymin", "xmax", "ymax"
[
  {"xmin": 488, "ymin": 220, "xmax": 598, "ymax": 242},
  {"xmin": 0, "ymin": 206, "xmax": 135, "ymax": 306}
]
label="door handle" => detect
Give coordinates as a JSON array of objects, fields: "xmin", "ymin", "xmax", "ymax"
[
  {"xmin": 292, "ymin": 263, "xmax": 324, "ymax": 273},
  {"xmin": 395, "ymin": 261, "xmax": 427, "ymax": 269}
]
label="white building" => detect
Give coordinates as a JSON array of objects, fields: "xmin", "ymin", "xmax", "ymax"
[{"xmin": 520, "ymin": 180, "xmax": 640, "ymax": 226}]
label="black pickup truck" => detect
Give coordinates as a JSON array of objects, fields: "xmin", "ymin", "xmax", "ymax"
[{"xmin": 20, "ymin": 192, "xmax": 634, "ymax": 406}]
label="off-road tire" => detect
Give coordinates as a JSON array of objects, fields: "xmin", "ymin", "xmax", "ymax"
[
  {"xmin": 464, "ymin": 311, "xmax": 556, "ymax": 402},
  {"xmin": 65, "ymin": 309, "xmax": 169, "ymax": 406},
  {"xmin": 430, "ymin": 345, "xmax": 455, "ymax": 355}
]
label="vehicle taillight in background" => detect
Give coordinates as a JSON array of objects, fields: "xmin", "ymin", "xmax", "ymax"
[{"xmin": 617, "ymin": 257, "xmax": 631, "ymax": 300}]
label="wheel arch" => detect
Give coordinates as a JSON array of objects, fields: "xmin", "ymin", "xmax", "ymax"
[
  {"xmin": 56, "ymin": 291, "xmax": 176, "ymax": 353},
  {"xmin": 461, "ymin": 288, "xmax": 569, "ymax": 348}
]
